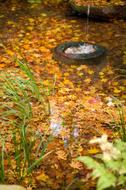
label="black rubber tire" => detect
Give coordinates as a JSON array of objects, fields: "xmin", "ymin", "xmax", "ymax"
[{"xmin": 53, "ymin": 41, "xmax": 107, "ymax": 65}]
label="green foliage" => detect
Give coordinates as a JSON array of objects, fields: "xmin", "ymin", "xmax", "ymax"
[
  {"xmin": 15, "ymin": 57, "xmax": 41, "ymax": 101},
  {"xmin": 2, "ymin": 74, "xmax": 32, "ymax": 121},
  {"xmin": 77, "ymin": 139, "xmax": 126, "ymax": 190},
  {"xmin": 109, "ymin": 97, "xmax": 126, "ymax": 142},
  {"xmin": 0, "ymin": 59, "xmax": 53, "ymax": 181},
  {"xmin": 15, "ymin": 57, "xmax": 51, "ymax": 115},
  {"xmin": 115, "ymin": 100, "xmax": 126, "ymax": 142},
  {"xmin": 0, "ymin": 140, "xmax": 5, "ymax": 183},
  {"xmin": 78, "ymin": 156, "xmax": 116, "ymax": 190},
  {"xmin": 114, "ymin": 51, "xmax": 126, "ymax": 81}
]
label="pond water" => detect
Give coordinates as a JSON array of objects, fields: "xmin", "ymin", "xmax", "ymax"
[
  {"xmin": 0, "ymin": 1, "xmax": 126, "ymax": 188},
  {"xmin": 0, "ymin": 0, "xmax": 125, "ymax": 127},
  {"xmin": 0, "ymin": 1, "xmax": 126, "ymax": 81}
]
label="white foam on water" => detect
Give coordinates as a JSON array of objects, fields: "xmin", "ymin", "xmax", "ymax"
[{"xmin": 65, "ymin": 44, "xmax": 95, "ymax": 55}]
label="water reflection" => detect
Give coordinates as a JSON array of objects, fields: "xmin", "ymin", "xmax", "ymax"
[
  {"xmin": 49, "ymin": 100, "xmax": 80, "ymax": 147},
  {"xmin": 50, "ymin": 100, "xmax": 62, "ymax": 136}
]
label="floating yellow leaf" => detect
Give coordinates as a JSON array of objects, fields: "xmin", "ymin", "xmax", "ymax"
[
  {"xmin": 70, "ymin": 160, "xmax": 82, "ymax": 170},
  {"xmin": 64, "ymin": 72, "xmax": 70, "ymax": 77},
  {"xmin": 56, "ymin": 150, "xmax": 67, "ymax": 160},
  {"xmin": 18, "ymin": 33, "xmax": 24, "ymax": 37},
  {"xmin": 77, "ymin": 146, "xmax": 83, "ymax": 153},
  {"xmin": 39, "ymin": 46, "xmax": 50, "ymax": 53},
  {"xmin": 88, "ymin": 148, "xmax": 99, "ymax": 154},
  {"xmin": 63, "ymin": 79, "xmax": 74, "ymax": 87},
  {"xmin": 71, "ymin": 65, "xmax": 77, "ymax": 69},
  {"xmin": 0, "ymin": 63, "xmax": 5, "ymax": 69},
  {"xmin": 119, "ymin": 86, "xmax": 125, "ymax": 90},
  {"xmin": 26, "ymin": 26, "xmax": 33, "ymax": 31},
  {"xmin": 113, "ymin": 81, "xmax": 119, "ymax": 86},
  {"xmin": 7, "ymin": 21, "xmax": 15, "ymax": 25},
  {"xmin": 43, "ymin": 80, "xmax": 50, "ymax": 86},
  {"xmin": 70, "ymin": 20, "xmax": 77, "ymax": 23},
  {"xmin": 1, "ymin": 57, "xmax": 11, "ymax": 64},
  {"xmin": 121, "ymin": 95, "xmax": 126, "ymax": 99},
  {"xmin": 28, "ymin": 18, "xmax": 34, "ymax": 22},
  {"xmin": 23, "ymin": 44, "xmax": 30, "ymax": 50},
  {"xmin": 48, "ymin": 39, "xmax": 56, "ymax": 43},
  {"xmin": 107, "ymin": 70, "xmax": 114, "ymax": 75},
  {"xmin": 0, "ymin": 15, "xmax": 4, "ymax": 18},
  {"xmin": 6, "ymin": 50, "xmax": 14, "ymax": 56},
  {"xmin": 101, "ymin": 78, "xmax": 108, "ymax": 82},
  {"xmin": 84, "ymin": 78, "xmax": 91, "ymax": 83},
  {"xmin": 113, "ymin": 88, "xmax": 121, "ymax": 94},
  {"xmin": 87, "ymin": 69, "xmax": 94, "ymax": 75},
  {"xmin": 78, "ymin": 72, "xmax": 83, "ymax": 77},
  {"xmin": 99, "ymin": 72, "xmax": 104, "ymax": 76},
  {"xmin": 41, "ymin": 13, "xmax": 47, "ymax": 17},
  {"xmin": 77, "ymin": 65, "xmax": 88, "ymax": 70},
  {"xmin": 36, "ymin": 172, "xmax": 49, "ymax": 182}
]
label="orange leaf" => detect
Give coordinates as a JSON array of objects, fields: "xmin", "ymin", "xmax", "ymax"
[
  {"xmin": 56, "ymin": 150, "xmax": 67, "ymax": 160},
  {"xmin": 36, "ymin": 172, "xmax": 49, "ymax": 182}
]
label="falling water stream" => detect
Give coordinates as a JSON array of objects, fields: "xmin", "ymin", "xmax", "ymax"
[
  {"xmin": 65, "ymin": 4, "xmax": 93, "ymax": 55},
  {"xmin": 86, "ymin": 5, "xmax": 91, "ymax": 35}
]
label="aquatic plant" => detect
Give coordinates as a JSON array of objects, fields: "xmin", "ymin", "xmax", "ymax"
[
  {"xmin": 0, "ymin": 139, "xmax": 5, "ymax": 183},
  {"xmin": 116, "ymin": 52, "xmax": 126, "ymax": 79},
  {"xmin": 0, "ymin": 58, "xmax": 52, "ymax": 181},
  {"xmin": 107, "ymin": 97, "xmax": 126, "ymax": 142},
  {"xmin": 113, "ymin": 52, "xmax": 126, "ymax": 81}
]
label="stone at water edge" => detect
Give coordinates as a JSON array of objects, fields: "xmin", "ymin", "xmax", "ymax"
[
  {"xmin": 0, "ymin": 185, "xmax": 26, "ymax": 190},
  {"xmin": 69, "ymin": 0, "xmax": 126, "ymax": 20}
]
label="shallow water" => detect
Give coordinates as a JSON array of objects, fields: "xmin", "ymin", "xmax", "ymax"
[
  {"xmin": 0, "ymin": 2, "xmax": 126, "ymax": 188},
  {"xmin": 0, "ymin": 0, "xmax": 126, "ymax": 132},
  {"xmin": 0, "ymin": 2, "xmax": 126, "ymax": 68},
  {"xmin": 0, "ymin": 1, "xmax": 125, "ymax": 122}
]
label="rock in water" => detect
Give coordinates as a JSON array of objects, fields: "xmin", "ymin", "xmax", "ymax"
[
  {"xmin": 0, "ymin": 185, "xmax": 26, "ymax": 190},
  {"xmin": 70, "ymin": 0, "xmax": 126, "ymax": 20}
]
